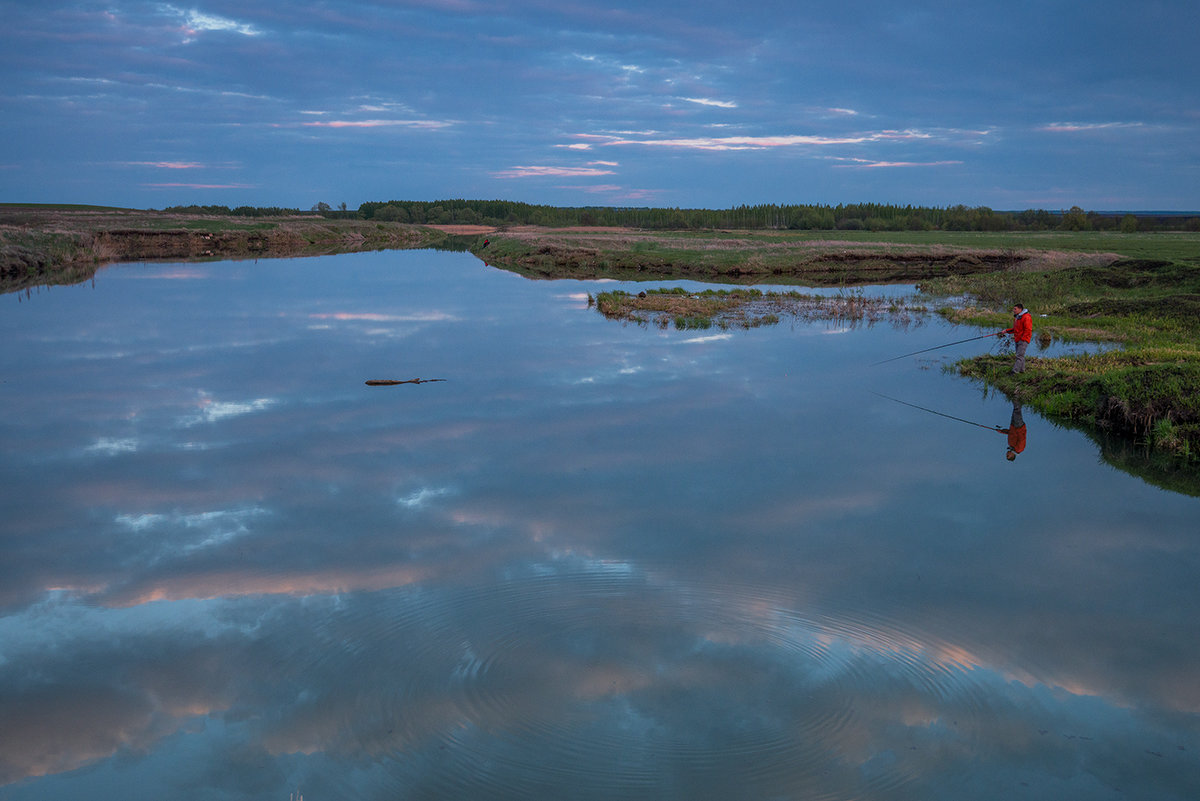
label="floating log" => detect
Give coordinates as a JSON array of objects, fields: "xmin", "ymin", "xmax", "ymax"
[{"xmin": 365, "ymin": 378, "xmax": 446, "ymax": 386}]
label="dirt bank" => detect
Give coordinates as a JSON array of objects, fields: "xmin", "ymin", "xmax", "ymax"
[
  {"xmin": 0, "ymin": 207, "xmax": 443, "ymax": 293},
  {"xmin": 475, "ymin": 228, "xmax": 1122, "ymax": 285}
]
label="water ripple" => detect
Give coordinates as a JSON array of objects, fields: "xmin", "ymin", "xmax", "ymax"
[{"xmin": 284, "ymin": 562, "xmax": 999, "ymax": 798}]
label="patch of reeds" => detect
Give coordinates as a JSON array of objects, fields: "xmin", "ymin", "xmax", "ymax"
[{"xmin": 593, "ymin": 287, "xmax": 925, "ymax": 331}]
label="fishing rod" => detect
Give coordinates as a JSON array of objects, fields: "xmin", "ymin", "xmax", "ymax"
[
  {"xmin": 872, "ymin": 332, "xmax": 1001, "ymax": 365},
  {"xmin": 870, "ymin": 391, "xmax": 1000, "ymax": 432}
]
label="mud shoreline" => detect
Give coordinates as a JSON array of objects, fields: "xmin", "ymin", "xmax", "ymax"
[{"xmin": 0, "ymin": 207, "xmax": 448, "ymax": 293}]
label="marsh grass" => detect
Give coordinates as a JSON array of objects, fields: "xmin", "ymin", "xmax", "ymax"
[{"xmin": 594, "ymin": 287, "xmax": 925, "ymax": 330}]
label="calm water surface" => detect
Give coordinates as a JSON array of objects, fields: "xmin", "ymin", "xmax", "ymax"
[{"xmin": 1, "ymin": 250, "xmax": 1198, "ymax": 800}]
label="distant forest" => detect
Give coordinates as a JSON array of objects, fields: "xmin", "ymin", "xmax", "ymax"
[{"xmin": 162, "ymin": 199, "xmax": 1200, "ymax": 233}]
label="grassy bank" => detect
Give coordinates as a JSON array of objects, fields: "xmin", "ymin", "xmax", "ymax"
[{"xmin": 922, "ymin": 257, "xmax": 1200, "ymax": 460}]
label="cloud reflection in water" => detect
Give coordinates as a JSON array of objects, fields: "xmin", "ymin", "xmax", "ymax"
[{"xmin": 0, "ymin": 250, "xmax": 1197, "ymax": 800}]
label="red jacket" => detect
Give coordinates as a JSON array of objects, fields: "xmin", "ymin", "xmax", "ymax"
[
  {"xmin": 1004, "ymin": 310, "xmax": 1032, "ymax": 343},
  {"xmin": 1005, "ymin": 424, "xmax": 1027, "ymax": 453}
]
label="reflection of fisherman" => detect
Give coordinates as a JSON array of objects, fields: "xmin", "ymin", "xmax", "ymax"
[
  {"xmin": 997, "ymin": 401, "xmax": 1027, "ymax": 461},
  {"xmin": 998, "ymin": 303, "xmax": 1033, "ymax": 374}
]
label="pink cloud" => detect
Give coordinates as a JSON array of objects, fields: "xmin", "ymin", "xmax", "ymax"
[
  {"xmin": 301, "ymin": 119, "xmax": 452, "ymax": 129},
  {"xmin": 492, "ymin": 165, "xmax": 618, "ymax": 179}
]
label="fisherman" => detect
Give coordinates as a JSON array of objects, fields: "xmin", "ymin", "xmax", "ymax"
[
  {"xmin": 998, "ymin": 401, "xmax": 1027, "ymax": 461},
  {"xmin": 998, "ymin": 303, "xmax": 1033, "ymax": 374}
]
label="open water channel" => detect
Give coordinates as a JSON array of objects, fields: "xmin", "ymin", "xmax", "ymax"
[{"xmin": 1, "ymin": 249, "xmax": 1198, "ymax": 800}]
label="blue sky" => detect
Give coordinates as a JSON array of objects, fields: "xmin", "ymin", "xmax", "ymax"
[{"xmin": 2, "ymin": 0, "xmax": 1198, "ymax": 211}]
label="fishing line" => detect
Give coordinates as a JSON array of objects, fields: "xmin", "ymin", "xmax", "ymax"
[
  {"xmin": 872, "ymin": 332, "xmax": 1002, "ymax": 365},
  {"xmin": 870, "ymin": 391, "xmax": 1001, "ymax": 432}
]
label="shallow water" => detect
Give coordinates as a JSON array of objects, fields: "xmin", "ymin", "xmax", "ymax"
[{"xmin": 1, "ymin": 250, "xmax": 1198, "ymax": 800}]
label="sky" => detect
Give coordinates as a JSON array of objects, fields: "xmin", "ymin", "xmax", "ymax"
[{"xmin": 2, "ymin": 0, "xmax": 1199, "ymax": 212}]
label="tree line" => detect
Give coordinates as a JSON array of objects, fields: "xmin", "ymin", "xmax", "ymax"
[{"xmin": 161, "ymin": 200, "xmax": 1200, "ymax": 233}]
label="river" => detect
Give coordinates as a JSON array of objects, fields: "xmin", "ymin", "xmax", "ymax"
[{"xmin": 1, "ymin": 249, "xmax": 1197, "ymax": 800}]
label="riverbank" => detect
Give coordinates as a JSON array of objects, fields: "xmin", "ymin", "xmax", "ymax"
[
  {"xmin": 477, "ymin": 226, "xmax": 1124, "ymax": 284},
  {"xmin": 0, "ymin": 205, "xmax": 446, "ymax": 292},
  {"xmin": 5, "ymin": 207, "xmax": 1198, "ymax": 459}
]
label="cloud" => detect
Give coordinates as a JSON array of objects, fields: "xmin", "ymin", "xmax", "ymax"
[
  {"xmin": 116, "ymin": 507, "xmax": 269, "ymax": 554},
  {"xmin": 397, "ymin": 486, "xmax": 454, "ymax": 509},
  {"xmin": 183, "ymin": 394, "xmax": 275, "ymax": 427},
  {"xmin": 832, "ymin": 158, "xmax": 963, "ymax": 169},
  {"xmin": 587, "ymin": 130, "xmax": 936, "ymax": 152},
  {"xmin": 86, "ymin": 438, "xmax": 139, "ymax": 456},
  {"xmin": 492, "ymin": 165, "xmax": 618, "ymax": 179},
  {"xmin": 300, "ymin": 119, "xmax": 454, "ymax": 130},
  {"xmin": 679, "ymin": 333, "xmax": 734, "ymax": 344},
  {"xmin": 680, "ymin": 97, "xmax": 738, "ymax": 109},
  {"xmin": 162, "ymin": 6, "xmax": 261, "ymax": 38},
  {"xmin": 1039, "ymin": 122, "xmax": 1145, "ymax": 133}
]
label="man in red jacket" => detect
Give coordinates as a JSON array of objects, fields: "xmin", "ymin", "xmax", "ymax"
[
  {"xmin": 998, "ymin": 401, "xmax": 1027, "ymax": 461},
  {"xmin": 999, "ymin": 303, "xmax": 1033, "ymax": 374}
]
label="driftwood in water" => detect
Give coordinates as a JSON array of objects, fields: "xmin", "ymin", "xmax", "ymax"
[{"xmin": 364, "ymin": 378, "xmax": 447, "ymax": 386}]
